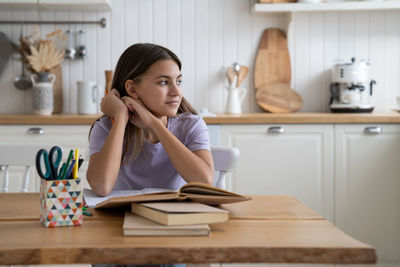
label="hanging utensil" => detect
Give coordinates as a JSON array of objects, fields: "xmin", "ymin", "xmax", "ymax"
[
  {"xmin": 14, "ymin": 61, "xmax": 32, "ymax": 90},
  {"xmin": 0, "ymin": 32, "xmax": 13, "ymax": 77},
  {"xmin": 14, "ymin": 27, "xmax": 32, "ymax": 90}
]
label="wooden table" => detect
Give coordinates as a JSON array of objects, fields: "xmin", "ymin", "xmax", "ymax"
[{"xmin": 0, "ymin": 193, "xmax": 376, "ymax": 265}]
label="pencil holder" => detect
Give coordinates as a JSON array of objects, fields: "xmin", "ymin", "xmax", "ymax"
[{"xmin": 40, "ymin": 178, "xmax": 83, "ymax": 227}]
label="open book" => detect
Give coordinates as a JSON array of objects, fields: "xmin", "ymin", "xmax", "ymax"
[{"xmin": 84, "ymin": 182, "xmax": 251, "ymax": 209}]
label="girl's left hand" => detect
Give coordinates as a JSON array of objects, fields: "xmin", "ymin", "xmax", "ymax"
[{"xmin": 121, "ymin": 96, "xmax": 157, "ymax": 130}]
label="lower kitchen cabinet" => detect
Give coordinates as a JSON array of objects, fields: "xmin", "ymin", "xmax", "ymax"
[
  {"xmin": 220, "ymin": 124, "xmax": 334, "ymax": 221},
  {"xmin": 0, "ymin": 125, "xmax": 92, "ymax": 192},
  {"xmin": 335, "ymin": 124, "xmax": 400, "ymax": 267}
]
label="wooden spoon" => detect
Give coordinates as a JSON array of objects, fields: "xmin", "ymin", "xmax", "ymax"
[
  {"xmin": 256, "ymin": 83, "xmax": 303, "ymax": 113},
  {"xmin": 237, "ymin": 66, "xmax": 249, "ymax": 87},
  {"xmin": 226, "ymin": 66, "xmax": 235, "ymax": 86}
]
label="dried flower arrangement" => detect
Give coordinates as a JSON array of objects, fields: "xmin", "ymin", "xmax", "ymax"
[{"xmin": 16, "ymin": 27, "xmax": 66, "ymax": 73}]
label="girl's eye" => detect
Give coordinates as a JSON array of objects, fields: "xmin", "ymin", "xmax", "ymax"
[
  {"xmin": 159, "ymin": 80, "xmax": 168, "ymax": 85},
  {"xmin": 177, "ymin": 80, "xmax": 183, "ymax": 85}
]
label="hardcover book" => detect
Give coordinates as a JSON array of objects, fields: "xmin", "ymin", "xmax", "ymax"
[
  {"xmin": 123, "ymin": 211, "xmax": 210, "ymax": 236},
  {"xmin": 131, "ymin": 201, "xmax": 229, "ymax": 226}
]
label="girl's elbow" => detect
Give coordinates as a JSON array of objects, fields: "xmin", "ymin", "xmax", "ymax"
[
  {"xmin": 89, "ymin": 180, "xmax": 113, "ymax": 197},
  {"xmin": 95, "ymin": 187, "xmax": 113, "ymax": 197},
  {"xmin": 204, "ymin": 169, "xmax": 214, "ymax": 185},
  {"xmin": 87, "ymin": 173, "xmax": 114, "ymax": 197}
]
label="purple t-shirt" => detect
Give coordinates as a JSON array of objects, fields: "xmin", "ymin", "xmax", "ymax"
[{"xmin": 88, "ymin": 112, "xmax": 210, "ymax": 191}]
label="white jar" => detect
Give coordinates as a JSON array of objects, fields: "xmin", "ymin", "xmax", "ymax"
[{"xmin": 31, "ymin": 72, "xmax": 56, "ymax": 116}]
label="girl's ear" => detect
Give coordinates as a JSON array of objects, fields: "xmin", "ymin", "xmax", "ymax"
[{"xmin": 125, "ymin": 80, "xmax": 139, "ymax": 99}]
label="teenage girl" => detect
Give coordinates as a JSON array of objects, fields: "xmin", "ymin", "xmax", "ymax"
[{"xmin": 87, "ymin": 43, "xmax": 214, "ymax": 199}]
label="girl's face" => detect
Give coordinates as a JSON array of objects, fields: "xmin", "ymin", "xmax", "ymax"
[{"xmin": 128, "ymin": 59, "xmax": 183, "ymax": 117}]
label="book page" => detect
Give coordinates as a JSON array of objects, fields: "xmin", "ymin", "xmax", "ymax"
[{"xmin": 83, "ymin": 188, "xmax": 172, "ymax": 208}]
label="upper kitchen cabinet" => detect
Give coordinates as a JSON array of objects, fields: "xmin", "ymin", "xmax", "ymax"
[
  {"xmin": 220, "ymin": 124, "xmax": 334, "ymax": 221},
  {"xmin": 0, "ymin": 0, "xmax": 112, "ymax": 11},
  {"xmin": 335, "ymin": 124, "xmax": 400, "ymax": 267}
]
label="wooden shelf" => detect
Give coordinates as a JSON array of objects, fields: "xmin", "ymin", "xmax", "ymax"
[
  {"xmin": 0, "ymin": 0, "xmax": 112, "ymax": 11},
  {"xmin": 253, "ymin": 1, "xmax": 400, "ymax": 13},
  {"xmin": 38, "ymin": 0, "xmax": 112, "ymax": 11}
]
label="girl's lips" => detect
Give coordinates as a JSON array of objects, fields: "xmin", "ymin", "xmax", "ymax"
[{"xmin": 166, "ymin": 100, "xmax": 180, "ymax": 105}]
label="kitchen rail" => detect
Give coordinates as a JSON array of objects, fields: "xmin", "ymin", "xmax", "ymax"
[{"xmin": 1, "ymin": 113, "xmax": 400, "ymax": 125}]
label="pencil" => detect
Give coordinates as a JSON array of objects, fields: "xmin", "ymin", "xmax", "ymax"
[{"xmin": 73, "ymin": 149, "xmax": 79, "ymax": 179}]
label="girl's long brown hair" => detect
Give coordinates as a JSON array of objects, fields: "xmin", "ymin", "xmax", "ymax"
[{"xmin": 90, "ymin": 43, "xmax": 196, "ymax": 163}]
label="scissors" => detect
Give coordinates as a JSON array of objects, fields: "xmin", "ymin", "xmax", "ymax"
[{"xmin": 35, "ymin": 146, "xmax": 63, "ymax": 180}]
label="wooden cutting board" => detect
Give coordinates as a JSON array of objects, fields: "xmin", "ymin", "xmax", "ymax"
[
  {"xmin": 51, "ymin": 65, "xmax": 63, "ymax": 114},
  {"xmin": 254, "ymin": 28, "xmax": 291, "ymax": 89},
  {"xmin": 256, "ymin": 83, "xmax": 303, "ymax": 113}
]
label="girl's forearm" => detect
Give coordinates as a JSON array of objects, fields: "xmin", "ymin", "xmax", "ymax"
[
  {"xmin": 87, "ymin": 117, "xmax": 126, "ymax": 196},
  {"xmin": 151, "ymin": 120, "xmax": 214, "ymax": 185}
]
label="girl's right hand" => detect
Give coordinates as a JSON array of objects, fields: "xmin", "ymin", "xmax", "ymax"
[{"xmin": 100, "ymin": 89, "xmax": 129, "ymax": 123}]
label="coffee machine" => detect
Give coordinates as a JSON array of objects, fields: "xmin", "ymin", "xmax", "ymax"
[{"xmin": 329, "ymin": 58, "xmax": 376, "ymax": 113}]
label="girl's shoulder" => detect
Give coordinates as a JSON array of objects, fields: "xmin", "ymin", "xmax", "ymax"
[
  {"xmin": 169, "ymin": 112, "xmax": 207, "ymax": 135},
  {"xmin": 93, "ymin": 116, "xmax": 113, "ymax": 132},
  {"xmin": 170, "ymin": 112, "xmax": 202, "ymax": 125}
]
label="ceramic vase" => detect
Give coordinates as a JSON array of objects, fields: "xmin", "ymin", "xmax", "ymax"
[
  {"xmin": 225, "ymin": 86, "xmax": 247, "ymax": 114},
  {"xmin": 31, "ymin": 72, "xmax": 56, "ymax": 115}
]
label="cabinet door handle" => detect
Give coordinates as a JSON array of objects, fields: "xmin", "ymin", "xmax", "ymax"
[
  {"xmin": 267, "ymin": 126, "xmax": 284, "ymax": 134},
  {"xmin": 364, "ymin": 126, "xmax": 382, "ymax": 135},
  {"xmin": 27, "ymin": 127, "xmax": 44, "ymax": 135}
]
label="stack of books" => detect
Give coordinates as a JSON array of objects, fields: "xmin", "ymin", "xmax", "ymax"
[
  {"xmin": 123, "ymin": 201, "xmax": 230, "ymax": 236},
  {"xmin": 83, "ymin": 182, "xmax": 251, "ymax": 237}
]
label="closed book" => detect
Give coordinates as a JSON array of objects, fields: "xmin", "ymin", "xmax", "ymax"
[
  {"xmin": 131, "ymin": 201, "xmax": 229, "ymax": 226},
  {"xmin": 84, "ymin": 182, "xmax": 251, "ymax": 209},
  {"xmin": 123, "ymin": 212, "xmax": 210, "ymax": 236}
]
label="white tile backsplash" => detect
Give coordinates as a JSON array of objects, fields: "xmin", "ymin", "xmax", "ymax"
[{"xmin": 0, "ymin": 0, "xmax": 399, "ymax": 114}]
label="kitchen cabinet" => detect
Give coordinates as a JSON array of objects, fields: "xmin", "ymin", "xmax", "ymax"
[
  {"xmin": 219, "ymin": 123, "xmax": 400, "ymax": 267},
  {"xmin": 0, "ymin": 125, "xmax": 91, "ymax": 192},
  {"xmin": 335, "ymin": 124, "xmax": 400, "ymax": 267},
  {"xmin": 220, "ymin": 124, "xmax": 334, "ymax": 221},
  {"xmin": 219, "ymin": 124, "xmax": 334, "ymax": 267}
]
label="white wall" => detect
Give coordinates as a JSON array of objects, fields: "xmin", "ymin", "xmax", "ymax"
[{"xmin": 0, "ymin": 0, "xmax": 399, "ymax": 114}]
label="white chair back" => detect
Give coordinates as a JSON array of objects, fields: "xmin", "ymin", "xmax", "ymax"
[
  {"xmin": 0, "ymin": 144, "xmax": 47, "ymax": 192},
  {"xmin": 211, "ymin": 146, "xmax": 239, "ymax": 189}
]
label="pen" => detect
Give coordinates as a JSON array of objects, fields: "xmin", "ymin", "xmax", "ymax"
[
  {"xmin": 66, "ymin": 159, "xmax": 76, "ymax": 180},
  {"xmin": 73, "ymin": 149, "xmax": 79, "ymax": 179},
  {"xmin": 78, "ymin": 158, "xmax": 83, "ymax": 170},
  {"xmin": 58, "ymin": 163, "xmax": 67, "ymax": 179},
  {"xmin": 61, "ymin": 149, "xmax": 74, "ymax": 179}
]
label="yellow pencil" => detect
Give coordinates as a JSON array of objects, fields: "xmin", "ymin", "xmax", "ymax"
[{"xmin": 73, "ymin": 149, "xmax": 79, "ymax": 179}]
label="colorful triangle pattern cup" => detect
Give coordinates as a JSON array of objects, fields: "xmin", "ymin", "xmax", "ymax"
[{"xmin": 40, "ymin": 178, "xmax": 83, "ymax": 227}]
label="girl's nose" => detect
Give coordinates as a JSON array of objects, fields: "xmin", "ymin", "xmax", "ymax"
[{"xmin": 169, "ymin": 82, "xmax": 180, "ymax": 95}]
